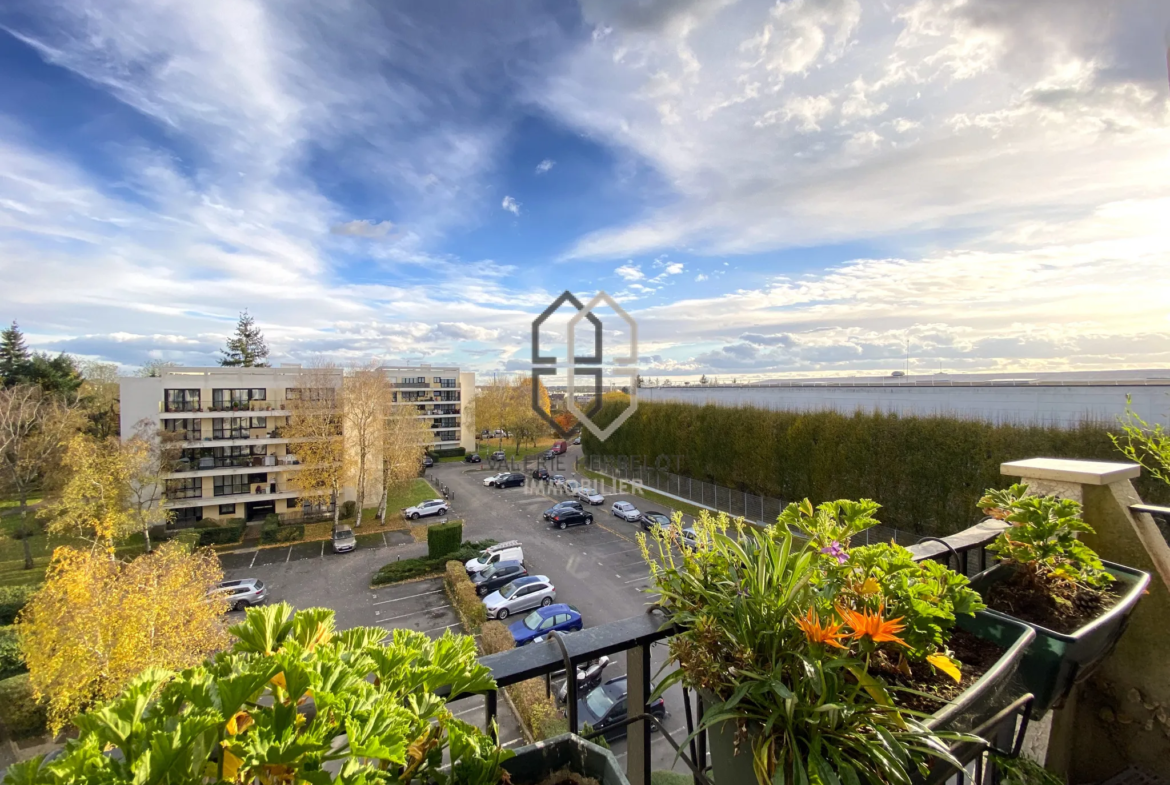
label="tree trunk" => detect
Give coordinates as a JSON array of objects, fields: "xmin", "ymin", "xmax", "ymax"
[
  {"xmin": 377, "ymin": 460, "xmax": 388, "ymax": 526},
  {"xmin": 355, "ymin": 454, "xmax": 366, "ymax": 528},
  {"xmin": 332, "ymin": 485, "xmax": 341, "ymax": 528},
  {"xmin": 19, "ymin": 495, "xmax": 32, "ymax": 570},
  {"xmin": 142, "ymin": 517, "xmax": 152, "ymax": 554}
]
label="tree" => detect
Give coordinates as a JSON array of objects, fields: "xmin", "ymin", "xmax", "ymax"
[
  {"xmin": 475, "ymin": 376, "xmax": 517, "ymax": 449},
  {"xmin": 24, "ymin": 353, "xmax": 83, "ymax": 397},
  {"xmin": 43, "ymin": 433, "xmax": 137, "ymax": 558},
  {"xmin": 219, "ymin": 309, "xmax": 269, "ymax": 367},
  {"xmin": 377, "ymin": 400, "xmax": 432, "ymax": 526},
  {"xmin": 78, "ymin": 359, "xmax": 120, "ymax": 439},
  {"xmin": 636, "ymin": 374, "xmax": 644, "ymax": 388},
  {"xmin": 124, "ymin": 419, "xmax": 180, "ymax": 553},
  {"xmin": 0, "ymin": 385, "xmax": 84, "ymax": 569},
  {"xmin": 137, "ymin": 359, "xmax": 179, "ymax": 377},
  {"xmin": 284, "ymin": 365, "xmax": 347, "ymax": 527},
  {"xmin": 16, "ymin": 541, "xmax": 229, "ymax": 732},
  {"xmin": 0, "ymin": 321, "xmax": 30, "ymax": 387},
  {"xmin": 699, "ymin": 374, "xmax": 709, "ymax": 385},
  {"xmin": 511, "ymin": 378, "xmax": 551, "ymax": 454},
  {"xmin": 344, "ymin": 363, "xmax": 391, "ymax": 528}
]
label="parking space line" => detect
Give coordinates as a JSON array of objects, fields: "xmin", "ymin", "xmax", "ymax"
[
  {"xmin": 421, "ymin": 622, "xmax": 462, "ymax": 634},
  {"xmin": 249, "ymin": 549, "xmax": 259, "ymax": 568},
  {"xmin": 319, "ymin": 541, "xmax": 325, "ymax": 558},
  {"xmin": 285, "ymin": 546, "xmax": 292, "ymax": 563},
  {"xmin": 623, "ymin": 574, "xmax": 651, "ymax": 584},
  {"xmin": 372, "ymin": 588, "xmax": 443, "ymax": 605},
  {"xmin": 453, "ymin": 703, "xmax": 485, "ymax": 718},
  {"xmin": 382, "ymin": 531, "xmax": 388, "ymax": 547},
  {"xmin": 377, "ymin": 606, "xmax": 445, "ymax": 623},
  {"xmin": 501, "ymin": 737, "xmax": 525, "ymax": 748}
]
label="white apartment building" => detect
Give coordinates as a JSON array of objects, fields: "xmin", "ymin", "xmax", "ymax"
[{"xmin": 119, "ymin": 364, "xmax": 475, "ymax": 526}]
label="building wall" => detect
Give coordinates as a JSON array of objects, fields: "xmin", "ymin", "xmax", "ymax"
[{"xmin": 640, "ymin": 383, "xmax": 1170, "ymax": 428}]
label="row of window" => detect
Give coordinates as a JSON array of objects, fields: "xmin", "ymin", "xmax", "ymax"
[
  {"xmin": 164, "ymin": 387, "xmax": 335, "ymax": 412},
  {"xmin": 390, "ymin": 377, "xmax": 457, "ymax": 387},
  {"xmin": 212, "ymin": 388, "xmax": 266, "ymax": 407},
  {"xmin": 174, "ymin": 496, "xmax": 309, "ymax": 525}
]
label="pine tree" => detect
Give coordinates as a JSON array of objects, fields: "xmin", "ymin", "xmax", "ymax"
[
  {"xmin": 219, "ymin": 310, "xmax": 270, "ymax": 367},
  {"xmin": 1, "ymin": 320, "xmax": 31, "ymax": 387},
  {"xmin": 699, "ymin": 374, "xmax": 709, "ymax": 385}
]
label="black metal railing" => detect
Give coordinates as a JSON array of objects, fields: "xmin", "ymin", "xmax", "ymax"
[{"xmin": 1131, "ymin": 503, "xmax": 1170, "ymax": 545}]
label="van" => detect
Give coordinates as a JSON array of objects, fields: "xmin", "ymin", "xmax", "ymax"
[
  {"xmin": 465, "ymin": 540, "xmax": 524, "ymax": 575},
  {"xmin": 550, "ymin": 440, "xmax": 568, "ymax": 455}
]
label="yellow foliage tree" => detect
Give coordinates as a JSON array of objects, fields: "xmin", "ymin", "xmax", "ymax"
[
  {"xmin": 376, "ymin": 400, "xmax": 432, "ymax": 525},
  {"xmin": 44, "ymin": 433, "xmax": 136, "ymax": 557},
  {"xmin": 16, "ymin": 541, "xmax": 229, "ymax": 732},
  {"xmin": 283, "ymin": 365, "xmax": 347, "ymax": 527},
  {"xmin": 344, "ymin": 363, "xmax": 391, "ymax": 527}
]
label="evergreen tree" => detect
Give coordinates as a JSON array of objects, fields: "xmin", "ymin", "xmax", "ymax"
[
  {"xmin": 0, "ymin": 320, "xmax": 30, "ymax": 387},
  {"xmin": 26, "ymin": 353, "xmax": 83, "ymax": 397},
  {"xmin": 699, "ymin": 374, "xmax": 709, "ymax": 385},
  {"xmin": 219, "ymin": 309, "xmax": 270, "ymax": 367}
]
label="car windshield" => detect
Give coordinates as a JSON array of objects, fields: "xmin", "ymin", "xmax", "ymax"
[
  {"xmin": 585, "ymin": 686, "xmax": 616, "ymax": 718},
  {"xmin": 333, "ymin": 530, "xmax": 351, "ymax": 540},
  {"xmin": 582, "ymin": 488, "xmax": 595, "ymax": 495},
  {"xmin": 475, "ymin": 553, "xmax": 492, "ymax": 564},
  {"xmin": 522, "ymin": 610, "xmax": 544, "ymax": 630},
  {"xmin": 499, "ymin": 582, "xmax": 521, "ymax": 599}
]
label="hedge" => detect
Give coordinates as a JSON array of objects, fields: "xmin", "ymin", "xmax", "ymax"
[
  {"xmin": 194, "ymin": 519, "xmax": 246, "ymax": 547},
  {"xmin": 444, "ymin": 561, "xmax": 486, "ymax": 629},
  {"xmin": 0, "ymin": 625, "xmax": 25, "ymax": 679},
  {"xmin": 428, "ymin": 520, "xmax": 463, "ymax": 560},
  {"xmin": 0, "ymin": 673, "xmax": 47, "ymax": 739},
  {"xmin": 480, "ymin": 621, "xmax": 514, "ymax": 655},
  {"xmin": 0, "ymin": 585, "xmax": 36, "ymax": 625},
  {"xmin": 342, "ymin": 500, "xmax": 357, "ymax": 519},
  {"xmin": 429, "ymin": 447, "xmax": 466, "ymax": 458},
  {"xmin": 583, "ymin": 399, "xmax": 1170, "ymax": 534},
  {"xmin": 371, "ymin": 540, "xmax": 496, "ymax": 586},
  {"xmin": 476, "ymin": 619, "xmax": 563, "ymax": 740},
  {"xmin": 261, "ymin": 513, "xmax": 303, "ymax": 545}
]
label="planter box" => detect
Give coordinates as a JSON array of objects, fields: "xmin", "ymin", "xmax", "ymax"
[
  {"xmin": 969, "ymin": 559, "xmax": 1151, "ymax": 718},
  {"xmin": 502, "ymin": 733, "xmax": 629, "ymax": 785}
]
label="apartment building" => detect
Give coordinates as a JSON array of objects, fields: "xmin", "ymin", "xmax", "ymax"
[{"xmin": 119, "ymin": 363, "xmax": 476, "ymax": 526}]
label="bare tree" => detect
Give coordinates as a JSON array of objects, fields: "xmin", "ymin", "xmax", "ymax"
[
  {"xmin": 344, "ymin": 363, "xmax": 391, "ymax": 528},
  {"xmin": 0, "ymin": 385, "xmax": 84, "ymax": 568},
  {"xmin": 283, "ymin": 365, "xmax": 347, "ymax": 528},
  {"xmin": 123, "ymin": 418, "xmax": 180, "ymax": 553},
  {"xmin": 376, "ymin": 400, "xmax": 432, "ymax": 526}
]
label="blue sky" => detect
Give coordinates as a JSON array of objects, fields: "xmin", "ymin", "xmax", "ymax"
[{"xmin": 1, "ymin": 0, "xmax": 1168, "ymax": 380}]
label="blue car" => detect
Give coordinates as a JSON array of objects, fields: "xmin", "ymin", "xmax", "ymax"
[{"xmin": 509, "ymin": 603, "xmax": 583, "ymax": 646}]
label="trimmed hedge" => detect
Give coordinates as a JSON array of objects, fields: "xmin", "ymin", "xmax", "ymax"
[
  {"xmin": 0, "ymin": 674, "xmax": 47, "ymax": 739},
  {"xmin": 480, "ymin": 621, "xmax": 514, "ymax": 655},
  {"xmin": 342, "ymin": 500, "xmax": 357, "ymax": 519},
  {"xmin": 371, "ymin": 540, "xmax": 496, "ymax": 586},
  {"xmin": 261, "ymin": 513, "xmax": 303, "ymax": 544},
  {"xmin": 194, "ymin": 519, "xmax": 247, "ymax": 547},
  {"xmin": 444, "ymin": 561, "xmax": 486, "ymax": 628},
  {"xmin": 583, "ymin": 399, "xmax": 1170, "ymax": 534},
  {"xmin": 0, "ymin": 625, "xmax": 25, "ymax": 679},
  {"xmin": 427, "ymin": 520, "xmax": 463, "ymax": 560},
  {"xmin": 0, "ymin": 585, "xmax": 36, "ymax": 625},
  {"xmin": 429, "ymin": 446, "xmax": 466, "ymax": 458},
  {"xmin": 477, "ymin": 623, "xmax": 562, "ymax": 739}
]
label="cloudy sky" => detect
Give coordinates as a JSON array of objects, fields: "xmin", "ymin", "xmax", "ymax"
[{"xmin": 1, "ymin": 0, "xmax": 1168, "ymax": 380}]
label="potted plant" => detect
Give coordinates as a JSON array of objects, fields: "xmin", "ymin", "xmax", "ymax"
[
  {"xmin": 968, "ymin": 484, "xmax": 1151, "ymax": 717},
  {"xmin": 640, "ymin": 502, "xmax": 1032, "ymax": 785},
  {"xmin": 504, "ymin": 734, "xmax": 629, "ymax": 785}
]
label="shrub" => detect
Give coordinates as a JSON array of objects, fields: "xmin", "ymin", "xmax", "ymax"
[
  {"xmin": 480, "ymin": 621, "xmax": 514, "ymax": 655},
  {"xmin": 261, "ymin": 514, "xmax": 303, "ymax": 544},
  {"xmin": 0, "ymin": 625, "xmax": 25, "ymax": 679},
  {"xmin": 428, "ymin": 520, "xmax": 463, "ymax": 560},
  {"xmin": 430, "ymin": 447, "xmax": 466, "ymax": 458},
  {"xmin": 342, "ymin": 500, "xmax": 357, "ymax": 519},
  {"xmin": 0, "ymin": 674, "xmax": 48, "ymax": 739},
  {"xmin": 0, "ymin": 584, "xmax": 36, "ymax": 625},
  {"xmin": 194, "ymin": 520, "xmax": 247, "ymax": 546},
  {"xmin": 371, "ymin": 540, "xmax": 496, "ymax": 587},
  {"xmin": 445, "ymin": 561, "xmax": 486, "ymax": 628},
  {"xmin": 508, "ymin": 678, "xmax": 562, "ymax": 741}
]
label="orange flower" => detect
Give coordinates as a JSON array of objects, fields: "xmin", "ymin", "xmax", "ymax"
[
  {"xmin": 795, "ymin": 608, "xmax": 848, "ymax": 650},
  {"xmin": 836, "ymin": 604, "xmax": 909, "ymax": 648}
]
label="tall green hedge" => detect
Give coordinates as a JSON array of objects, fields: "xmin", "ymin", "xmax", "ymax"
[
  {"xmin": 583, "ymin": 400, "xmax": 1170, "ymax": 534},
  {"xmin": 427, "ymin": 520, "xmax": 463, "ymax": 560}
]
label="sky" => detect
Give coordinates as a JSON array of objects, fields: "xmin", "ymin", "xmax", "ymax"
[{"xmin": 1, "ymin": 0, "xmax": 1168, "ymax": 381}]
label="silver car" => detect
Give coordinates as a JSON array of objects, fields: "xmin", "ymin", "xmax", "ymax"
[
  {"xmin": 611, "ymin": 501, "xmax": 641, "ymax": 522},
  {"xmin": 482, "ymin": 575, "xmax": 556, "ymax": 620},
  {"xmin": 332, "ymin": 525, "xmax": 356, "ymax": 553},
  {"xmin": 211, "ymin": 578, "xmax": 267, "ymax": 612},
  {"xmin": 577, "ymin": 487, "xmax": 604, "ymax": 505}
]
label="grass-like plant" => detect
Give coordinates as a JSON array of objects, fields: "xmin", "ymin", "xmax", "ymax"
[{"xmin": 641, "ymin": 510, "xmax": 971, "ymax": 785}]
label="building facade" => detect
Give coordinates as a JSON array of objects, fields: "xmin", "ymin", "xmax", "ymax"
[{"xmin": 119, "ymin": 364, "xmax": 475, "ymax": 526}]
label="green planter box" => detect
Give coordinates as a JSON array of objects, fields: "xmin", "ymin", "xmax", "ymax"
[
  {"xmin": 503, "ymin": 732, "xmax": 629, "ymax": 785},
  {"xmin": 969, "ymin": 559, "xmax": 1151, "ymax": 718}
]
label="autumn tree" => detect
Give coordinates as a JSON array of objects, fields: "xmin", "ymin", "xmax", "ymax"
[
  {"xmin": 0, "ymin": 385, "xmax": 83, "ymax": 568},
  {"xmin": 284, "ymin": 365, "xmax": 347, "ymax": 527},
  {"xmin": 137, "ymin": 359, "xmax": 179, "ymax": 377},
  {"xmin": 512, "ymin": 377, "xmax": 551, "ymax": 453},
  {"xmin": 78, "ymin": 359, "xmax": 120, "ymax": 439},
  {"xmin": 124, "ymin": 419, "xmax": 180, "ymax": 553},
  {"xmin": 376, "ymin": 398, "xmax": 432, "ymax": 525},
  {"xmin": 219, "ymin": 309, "xmax": 270, "ymax": 367},
  {"xmin": 44, "ymin": 433, "xmax": 137, "ymax": 557},
  {"xmin": 344, "ymin": 363, "xmax": 391, "ymax": 528},
  {"xmin": 16, "ymin": 541, "xmax": 229, "ymax": 732}
]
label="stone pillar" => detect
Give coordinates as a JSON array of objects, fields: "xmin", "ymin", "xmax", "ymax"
[{"xmin": 1000, "ymin": 458, "xmax": 1170, "ymax": 780}]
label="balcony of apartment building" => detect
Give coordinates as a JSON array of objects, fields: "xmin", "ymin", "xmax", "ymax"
[{"xmin": 163, "ymin": 473, "xmax": 299, "ymax": 510}]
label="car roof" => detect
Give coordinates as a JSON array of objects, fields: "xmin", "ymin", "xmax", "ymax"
[
  {"xmin": 492, "ymin": 560, "xmax": 523, "ymax": 570},
  {"xmin": 511, "ymin": 575, "xmax": 541, "ymax": 587},
  {"xmin": 614, "ymin": 501, "xmax": 633, "ymax": 507},
  {"xmin": 217, "ymin": 578, "xmax": 259, "ymax": 588},
  {"xmin": 545, "ymin": 603, "xmax": 577, "ymax": 614},
  {"xmin": 334, "ymin": 526, "xmax": 354, "ymax": 535},
  {"xmin": 486, "ymin": 540, "xmax": 522, "ymax": 552}
]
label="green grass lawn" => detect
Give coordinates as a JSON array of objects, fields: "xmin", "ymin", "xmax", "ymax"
[
  {"xmin": 577, "ymin": 465, "xmax": 707, "ymax": 520},
  {"xmin": 0, "ymin": 496, "xmax": 43, "ymax": 518},
  {"xmin": 0, "ymin": 514, "xmax": 147, "ymax": 585},
  {"xmin": 473, "ymin": 437, "xmax": 562, "ymax": 462},
  {"xmin": 385, "ymin": 478, "xmax": 442, "ymax": 511}
]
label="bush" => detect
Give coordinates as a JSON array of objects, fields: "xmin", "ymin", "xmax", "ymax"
[
  {"xmin": 261, "ymin": 514, "xmax": 303, "ymax": 544},
  {"xmin": 371, "ymin": 540, "xmax": 496, "ymax": 587},
  {"xmin": 0, "ymin": 625, "xmax": 25, "ymax": 679},
  {"xmin": 194, "ymin": 520, "xmax": 247, "ymax": 546},
  {"xmin": 509, "ymin": 678, "xmax": 562, "ymax": 741},
  {"xmin": 444, "ymin": 561, "xmax": 486, "ymax": 628},
  {"xmin": 0, "ymin": 673, "xmax": 48, "ymax": 739},
  {"xmin": 0, "ymin": 585, "xmax": 36, "ymax": 625},
  {"xmin": 342, "ymin": 500, "xmax": 357, "ymax": 519},
  {"xmin": 429, "ymin": 447, "xmax": 466, "ymax": 458},
  {"xmin": 480, "ymin": 621, "xmax": 514, "ymax": 655},
  {"xmin": 428, "ymin": 520, "xmax": 463, "ymax": 560},
  {"xmin": 583, "ymin": 399, "xmax": 1170, "ymax": 534}
]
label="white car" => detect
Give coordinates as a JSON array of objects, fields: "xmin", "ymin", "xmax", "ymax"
[
  {"xmin": 210, "ymin": 578, "xmax": 267, "ymax": 612},
  {"xmin": 550, "ymin": 474, "xmax": 567, "ymax": 486},
  {"xmin": 482, "ymin": 575, "xmax": 556, "ymax": 620},
  {"xmin": 403, "ymin": 498, "xmax": 449, "ymax": 519},
  {"xmin": 465, "ymin": 541, "xmax": 525, "ymax": 575},
  {"xmin": 563, "ymin": 479, "xmax": 581, "ymax": 495},
  {"xmin": 611, "ymin": 501, "xmax": 641, "ymax": 522},
  {"xmin": 483, "ymin": 472, "xmax": 507, "ymax": 487},
  {"xmin": 577, "ymin": 487, "xmax": 604, "ymax": 505}
]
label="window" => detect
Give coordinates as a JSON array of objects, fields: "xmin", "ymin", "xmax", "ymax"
[
  {"xmin": 211, "ymin": 389, "xmax": 266, "ymax": 409},
  {"xmin": 433, "ymin": 377, "xmax": 441, "ymax": 384},
  {"xmin": 164, "ymin": 389, "xmax": 200, "ymax": 413},
  {"xmin": 436, "ymin": 430, "xmax": 458, "ymax": 443},
  {"xmin": 173, "ymin": 507, "xmax": 203, "ymax": 525},
  {"xmin": 286, "ymin": 498, "xmax": 299, "ymax": 509},
  {"xmin": 163, "ymin": 418, "xmax": 200, "ymax": 441},
  {"xmin": 436, "ymin": 390, "xmax": 460, "ymax": 402},
  {"xmin": 219, "ymin": 504, "xmax": 237, "ymax": 515},
  {"xmin": 212, "ymin": 418, "xmax": 252, "ymax": 440},
  {"xmin": 285, "ymin": 387, "xmax": 334, "ymax": 402},
  {"xmin": 539, "ymin": 617, "xmax": 556, "ymax": 631},
  {"xmin": 440, "ymin": 378, "xmax": 457, "ymax": 388},
  {"xmin": 214, "ymin": 475, "xmax": 250, "ymax": 497},
  {"xmin": 165, "ymin": 478, "xmax": 202, "ymax": 499},
  {"xmin": 249, "ymin": 417, "xmax": 266, "ymax": 428}
]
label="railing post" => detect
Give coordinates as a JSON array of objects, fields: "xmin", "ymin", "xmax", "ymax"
[
  {"xmin": 627, "ymin": 643, "xmax": 652, "ymax": 785},
  {"xmin": 485, "ymin": 690, "xmax": 498, "ymax": 743}
]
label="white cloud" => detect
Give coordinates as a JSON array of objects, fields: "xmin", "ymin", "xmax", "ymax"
[
  {"xmin": 330, "ymin": 219, "xmax": 395, "ymax": 238},
  {"xmin": 695, "ymin": 273, "xmax": 708, "ymax": 281},
  {"xmin": 615, "ymin": 263, "xmax": 645, "ymax": 281},
  {"xmin": 535, "ymin": 158, "xmax": 556, "ymax": 174},
  {"xmin": 501, "ymin": 195, "xmax": 521, "ymax": 215}
]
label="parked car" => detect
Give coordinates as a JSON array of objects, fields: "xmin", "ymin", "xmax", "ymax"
[
  {"xmin": 471, "ymin": 560, "xmax": 528, "ymax": 597},
  {"xmin": 403, "ymin": 498, "xmax": 449, "ymax": 519},
  {"xmin": 332, "ymin": 525, "xmax": 356, "ymax": 553},
  {"xmin": 463, "ymin": 453, "xmax": 482, "ymax": 463},
  {"xmin": 638, "ymin": 511, "xmax": 672, "ymax": 531},
  {"xmin": 577, "ymin": 487, "xmax": 604, "ymax": 505},
  {"xmin": 542, "ymin": 450, "xmax": 556, "ymax": 460},
  {"xmin": 482, "ymin": 575, "xmax": 556, "ymax": 620},
  {"xmin": 563, "ymin": 479, "xmax": 580, "ymax": 494},
  {"xmin": 465, "ymin": 540, "xmax": 524, "ymax": 575},
  {"xmin": 211, "ymin": 578, "xmax": 267, "ymax": 611},
  {"xmin": 421, "ymin": 455, "xmax": 434, "ymax": 468},
  {"xmin": 549, "ymin": 440, "xmax": 568, "ymax": 454},
  {"xmin": 679, "ymin": 526, "xmax": 699, "ymax": 550},
  {"xmin": 483, "ymin": 472, "xmax": 507, "ymax": 487},
  {"xmin": 572, "ymin": 436, "xmax": 581, "ymax": 445},
  {"xmin": 532, "ymin": 467, "xmax": 551, "ymax": 481},
  {"xmin": 550, "ymin": 474, "xmax": 567, "ymax": 486},
  {"xmin": 543, "ymin": 500, "xmax": 584, "ymax": 521},
  {"xmin": 576, "ymin": 676, "xmax": 666, "ymax": 741},
  {"xmin": 494, "ymin": 472, "xmax": 526, "ymax": 489},
  {"xmin": 611, "ymin": 501, "xmax": 641, "ymax": 522},
  {"xmin": 490, "ymin": 450, "xmax": 507, "ymax": 462},
  {"xmin": 509, "ymin": 603, "xmax": 583, "ymax": 646},
  {"xmin": 550, "ymin": 508, "xmax": 593, "ymax": 530}
]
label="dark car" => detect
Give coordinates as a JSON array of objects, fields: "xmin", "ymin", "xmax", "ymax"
[
  {"xmin": 508, "ymin": 603, "xmax": 583, "ymax": 646},
  {"xmin": 495, "ymin": 472, "xmax": 525, "ymax": 488},
  {"xmin": 543, "ymin": 500, "xmax": 583, "ymax": 521},
  {"xmin": 422, "ymin": 455, "xmax": 434, "ymax": 468},
  {"xmin": 549, "ymin": 507, "xmax": 593, "ymax": 530},
  {"xmin": 638, "ymin": 511, "xmax": 672, "ymax": 531},
  {"xmin": 576, "ymin": 676, "xmax": 666, "ymax": 741},
  {"xmin": 463, "ymin": 453, "xmax": 482, "ymax": 463},
  {"xmin": 470, "ymin": 560, "xmax": 528, "ymax": 597},
  {"xmin": 531, "ymin": 467, "xmax": 550, "ymax": 481}
]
